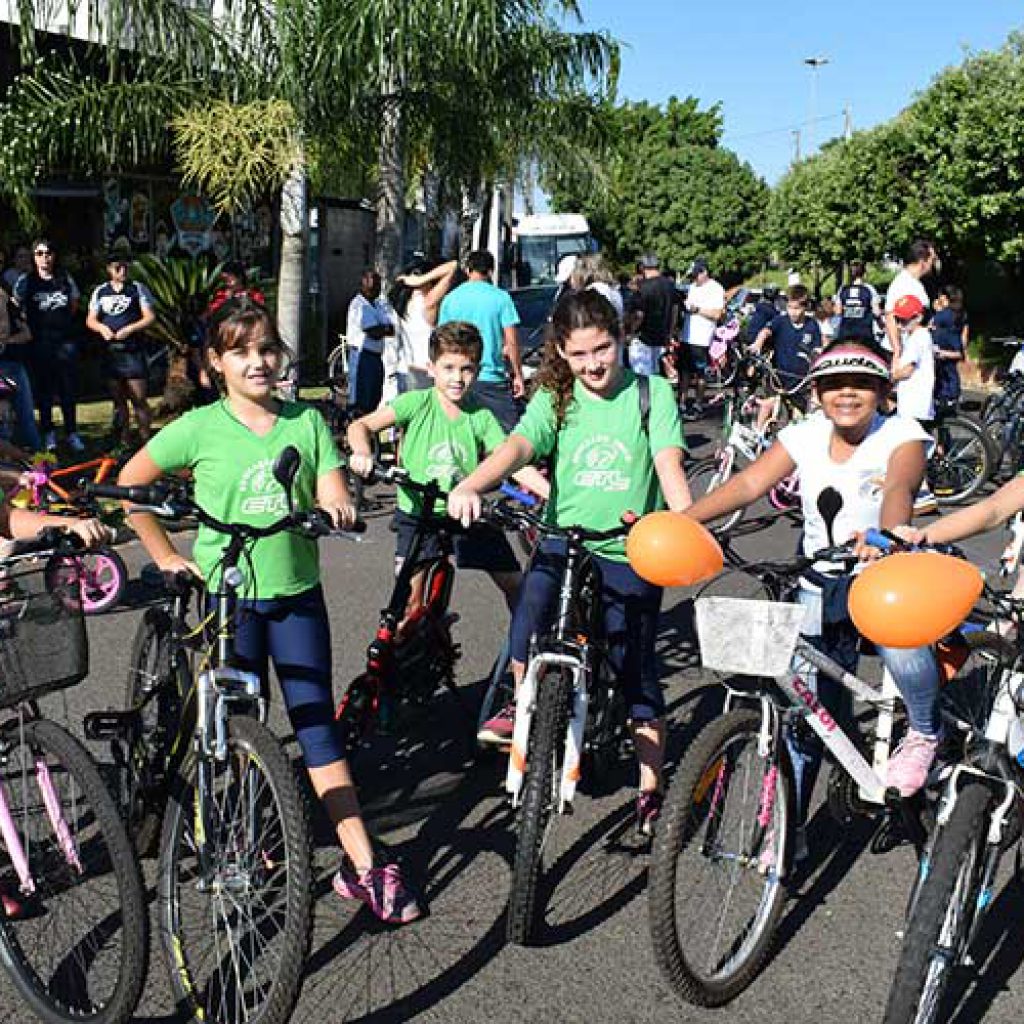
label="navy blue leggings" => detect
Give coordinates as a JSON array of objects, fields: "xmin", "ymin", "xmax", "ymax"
[{"xmin": 229, "ymin": 585, "xmax": 347, "ymax": 767}]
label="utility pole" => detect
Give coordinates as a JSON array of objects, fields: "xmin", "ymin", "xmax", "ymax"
[
  {"xmin": 843, "ymin": 104, "xmax": 853, "ymax": 141},
  {"xmin": 803, "ymin": 56, "xmax": 829, "ymax": 153},
  {"xmin": 792, "ymin": 129, "xmax": 802, "ymax": 165}
]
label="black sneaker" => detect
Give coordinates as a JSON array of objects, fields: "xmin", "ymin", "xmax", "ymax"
[{"xmin": 636, "ymin": 790, "xmax": 663, "ymax": 837}]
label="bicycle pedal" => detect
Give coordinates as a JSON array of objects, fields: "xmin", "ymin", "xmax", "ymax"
[{"xmin": 83, "ymin": 709, "xmax": 136, "ymax": 741}]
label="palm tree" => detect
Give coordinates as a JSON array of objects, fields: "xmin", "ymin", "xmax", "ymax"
[{"xmin": 0, "ymin": 1, "xmax": 617, "ymax": 362}]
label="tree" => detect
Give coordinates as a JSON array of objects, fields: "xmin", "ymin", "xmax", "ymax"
[{"xmin": 542, "ymin": 96, "xmax": 768, "ymax": 280}]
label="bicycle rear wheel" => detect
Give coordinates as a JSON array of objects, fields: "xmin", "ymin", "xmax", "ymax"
[
  {"xmin": 507, "ymin": 667, "xmax": 572, "ymax": 946},
  {"xmin": 649, "ymin": 707, "xmax": 792, "ymax": 1006},
  {"xmin": 0, "ymin": 718, "xmax": 147, "ymax": 1024},
  {"xmin": 928, "ymin": 416, "xmax": 992, "ymax": 505},
  {"xmin": 883, "ymin": 783, "xmax": 992, "ymax": 1024},
  {"xmin": 158, "ymin": 716, "xmax": 313, "ymax": 1024}
]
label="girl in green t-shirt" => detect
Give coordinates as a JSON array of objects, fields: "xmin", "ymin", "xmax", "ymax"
[
  {"xmin": 448, "ymin": 290, "xmax": 693, "ymax": 836},
  {"xmin": 118, "ymin": 298, "xmax": 420, "ymax": 924}
]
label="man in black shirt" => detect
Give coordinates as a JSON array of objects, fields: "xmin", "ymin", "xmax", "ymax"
[{"xmin": 632, "ymin": 253, "xmax": 675, "ymax": 376}]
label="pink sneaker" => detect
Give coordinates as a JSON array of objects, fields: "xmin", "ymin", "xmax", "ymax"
[
  {"xmin": 333, "ymin": 861, "xmax": 422, "ymax": 924},
  {"xmin": 477, "ymin": 702, "xmax": 515, "ymax": 746},
  {"xmin": 886, "ymin": 730, "xmax": 939, "ymax": 797}
]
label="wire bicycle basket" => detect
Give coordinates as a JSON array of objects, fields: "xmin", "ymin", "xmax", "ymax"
[
  {"xmin": 694, "ymin": 596, "xmax": 807, "ymax": 678},
  {"xmin": 0, "ymin": 557, "xmax": 88, "ymax": 708}
]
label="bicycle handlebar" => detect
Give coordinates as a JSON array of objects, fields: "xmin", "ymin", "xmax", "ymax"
[
  {"xmin": 84, "ymin": 481, "xmax": 366, "ymax": 538},
  {"xmin": 2, "ymin": 527, "xmax": 86, "ymax": 560},
  {"xmin": 483, "ymin": 497, "xmax": 632, "ymax": 543}
]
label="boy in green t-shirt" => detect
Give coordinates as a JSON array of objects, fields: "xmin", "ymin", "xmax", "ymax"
[{"xmin": 348, "ymin": 321, "xmax": 548, "ymax": 609}]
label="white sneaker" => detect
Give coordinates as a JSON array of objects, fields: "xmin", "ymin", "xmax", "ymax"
[
  {"xmin": 43, "ymin": 431, "xmax": 57, "ymax": 451},
  {"xmin": 67, "ymin": 432, "xmax": 86, "ymax": 453}
]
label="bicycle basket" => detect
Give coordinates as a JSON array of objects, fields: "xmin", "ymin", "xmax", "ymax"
[
  {"xmin": 0, "ymin": 557, "xmax": 88, "ymax": 708},
  {"xmin": 694, "ymin": 596, "xmax": 807, "ymax": 678}
]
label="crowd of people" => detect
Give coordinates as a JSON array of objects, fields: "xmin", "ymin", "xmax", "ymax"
[{"xmin": 0, "ymin": 233, "xmax": 994, "ymax": 928}]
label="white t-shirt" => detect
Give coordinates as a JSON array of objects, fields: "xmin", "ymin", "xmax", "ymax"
[
  {"xmin": 883, "ymin": 270, "xmax": 930, "ymax": 353},
  {"xmin": 778, "ymin": 411, "xmax": 931, "ymax": 573},
  {"xmin": 346, "ymin": 293, "xmax": 393, "ymax": 355},
  {"xmin": 400, "ymin": 290, "xmax": 432, "ymax": 370},
  {"xmin": 684, "ymin": 278, "xmax": 725, "ymax": 348},
  {"xmin": 896, "ymin": 325, "xmax": 936, "ymax": 421}
]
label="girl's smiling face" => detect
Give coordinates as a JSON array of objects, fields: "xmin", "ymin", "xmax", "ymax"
[
  {"xmin": 816, "ymin": 374, "xmax": 885, "ymax": 432},
  {"xmin": 209, "ymin": 329, "xmax": 283, "ymax": 401},
  {"xmin": 557, "ymin": 326, "xmax": 622, "ymax": 396}
]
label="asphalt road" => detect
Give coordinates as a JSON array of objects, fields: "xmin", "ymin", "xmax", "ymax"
[{"xmin": 2, "ymin": 425, "xmax": 1022, "ymax": 1024}]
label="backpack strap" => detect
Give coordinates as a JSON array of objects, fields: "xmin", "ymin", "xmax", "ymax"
[{"xmin": 637, "ymin": 372, "xmax": 651, "ymax": 438}]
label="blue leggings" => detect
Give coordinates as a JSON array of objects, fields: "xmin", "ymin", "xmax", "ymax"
[{"xmin": 230, "ymin": 585, "xmax": 347, "ymax": 768}]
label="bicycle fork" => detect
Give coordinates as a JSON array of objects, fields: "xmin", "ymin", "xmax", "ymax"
[
  {"xmin": 0, "ymin": 758, "xmax": 84, "ymax": 897},
  {"xmin": 506, "ymin": 652, "xmax": 588, "ymax": 812}
]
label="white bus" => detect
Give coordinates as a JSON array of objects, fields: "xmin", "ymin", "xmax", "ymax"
[{"xmin": 513, "ymin": 213, "xmax": 597, "ymax": 285}]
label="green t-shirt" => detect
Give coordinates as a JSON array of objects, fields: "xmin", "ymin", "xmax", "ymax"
[
  {"xmin": 514, "ymin": 371, "xmax": 685, "ymax": 561},
  {"xmin": 146, "ymin": 400, "xmax": 342, "ymax": 598},
  {"xmin": 392, "ymin": 388, "xmax": 506, "ymax": 514}
]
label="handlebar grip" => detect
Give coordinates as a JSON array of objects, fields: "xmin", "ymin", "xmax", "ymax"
[
  {"xmin": 499, "ymin": 482, "xmax": 539, "ymax": 507},
  {"xmin": 86, "ymin": 482, "xmax": 155, "ymax": 504},
  {"xmin": 863, "ymin": 528, "xmax": 894, "ymax": 551}
]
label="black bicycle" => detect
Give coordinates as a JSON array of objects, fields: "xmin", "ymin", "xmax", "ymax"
[{"xmin": 83, "ymin": 448, "xmax": 359, "ymax": 1024}]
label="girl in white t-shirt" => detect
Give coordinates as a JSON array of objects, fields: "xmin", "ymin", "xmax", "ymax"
[
  {"xmin": 686, "ymin": 341, "xmax": 939, "ymax": 846},
  {"xmin": 891, "ymin": 294, "xmax": 935, "ymax": 422}
]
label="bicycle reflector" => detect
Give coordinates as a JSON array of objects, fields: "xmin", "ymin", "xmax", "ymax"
[
  {"xmin": 848, "ymin": 552, "xmax": 983, "ymax": 648},
  {"xmin": 626, "ymin": 511, "xmax": 724, "ymax": 588}
]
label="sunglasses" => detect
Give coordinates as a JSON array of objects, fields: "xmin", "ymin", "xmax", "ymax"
[{"xmin": 34, "ymin": 249, "xmax": 53, "ymax": 256}]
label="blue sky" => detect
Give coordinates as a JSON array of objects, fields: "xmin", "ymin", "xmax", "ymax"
[{"xmin": 575, "ymin": 0, "xmax": 1023, "ymax": 183}]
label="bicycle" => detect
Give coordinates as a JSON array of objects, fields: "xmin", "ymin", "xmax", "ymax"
[
  {"xmin": 688, "ymin": 352, "xmax": 807, "ymax": 533},
  {"xmin": 0, "ymin": 530, "xmax": 147, "ymax": 1024},
  {"xmin": 648, "ymin": 498, "xmax": 958, "ymax": 1006},
  {"xmin": 3, "ymin": 453, "xmax": 128, "ymax": 614},
  {"xmin": 83, "ymin": 447, "xmax": 356, "ymax": 1024},
  {"xmin": 482, "ymin": 498, "xmax": 637, "ymax": 946},
  {"xmin": 882, "ymin": 544, "xmax": 1024, "ymax": 1023},
  {"xmin": 335, "ymin": 463, "xmax": 466, "ymax": 754}
]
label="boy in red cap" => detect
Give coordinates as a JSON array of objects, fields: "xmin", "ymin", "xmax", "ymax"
[{"xmin": 892, "ymin": 293, "xmax": 937, "ymax": 513}]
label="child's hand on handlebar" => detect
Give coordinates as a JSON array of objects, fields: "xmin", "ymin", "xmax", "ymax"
[
  {"xmin": 448, "ymin": 485, "xmax": 483, "ymax": 528},
  {"xmin": 851, "ymin": 531, "xmax": 887, "ymax": 561},
  {"xmin": 893, "ymin": 524, "xmax": 926, "ymax": 546},
  {"xmin": 322, "ymin": 503, "xmax": 358, "ymax": 531},
  {"xmin": 65, "ymin": 518, "xmax": 115, "ymax": 549},
  {"xmin": 156, "ymin": 552, "xmax": 203, "ymax": 579},
  {"xmin": 348, "ymin": 452, "xmax": 374, "ymax": 479}
]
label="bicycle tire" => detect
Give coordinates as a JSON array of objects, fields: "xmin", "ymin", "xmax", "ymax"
[
  {"xmin": 649, "ymin": 707, "xmax": 792, "ymax": 1006},
  {"xmin": 123, "ymin": 607, "xmax": 182, "ymax": 857},
  {"xmin": 327, "ymin": 341, "xmax": 348, "ymax": 394},
  {"xmin": 0, "ymin": 718, "xmax": 148, "ymax": 1024},
  {"xmin": 44, "ymin": 548, "xmax": 128, "ymax": 616},
  {"xmin": 507, "ymin": 667, "xmax": 572, "ymax": 946},
  {"xmin": 687, "ymin": 457, "xmax": 744, "ymax": 534},
  {"xmin": 928, "ymin": 415, "xmax": 992, "ymax": 505},
  {"xmin": 158, "ymin": 715, "xmax": 313, "ymax": 1024},
  {"xmin": 883, "ymin": 783, "xmax": 992, "ymax": 1024}
]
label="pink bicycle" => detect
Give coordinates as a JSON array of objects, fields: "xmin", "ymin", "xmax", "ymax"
[
  {"xmin": 3, "ymin": 455, "xmax": 128, "ymax": 615},
  {"xmin": 0, "ymin": 530, "xmax": 146, "ymax": 1023}
]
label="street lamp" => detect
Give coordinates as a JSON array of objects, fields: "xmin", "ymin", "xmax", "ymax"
[{"xmin": 803, "ymin": 56, "xmax": 829, "ymax": 153}]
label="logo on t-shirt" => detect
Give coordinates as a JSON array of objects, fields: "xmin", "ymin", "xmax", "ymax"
[
  {"xmin": 571, "ymin": 435, "xmax": 633, "ymax": 491},
  {"xmin": 34, "ymin": 289, "xmax": 70, "ymax": 313},
  {"xmin": 858, "ymin": 470, "xmax": 886, "ymax": 502},
  {"xmin": 425, "ymin": 440, "xmax": 469, "ymax": 483},
  {"xmin": 100, "ymin": 294, "xmax": 133, "ymax": 317},
  {"xmin": 238, "ymin": 459, "xmax": 288, "ymax": 515}
]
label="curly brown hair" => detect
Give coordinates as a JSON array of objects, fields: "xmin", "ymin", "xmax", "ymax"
[{"xmin": 534, "ymin": 289, "xmax": 621, "ymax": 426}]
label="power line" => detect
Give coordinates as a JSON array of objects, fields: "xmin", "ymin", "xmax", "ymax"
[{"xmin": 723, "ymin": 111, "xmax": 844, "ymax": 144}]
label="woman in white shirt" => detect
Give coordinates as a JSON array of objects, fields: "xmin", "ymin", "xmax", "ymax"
[
  {"xmin": 685, "ymin": 341, "xmax": 939, "ymax": 849},
  {"xmin": 389, "ymin": 259, "xmax": 458, "ymax": 391}
]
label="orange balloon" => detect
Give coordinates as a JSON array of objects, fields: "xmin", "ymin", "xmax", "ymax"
[
  {"xmin": 626, "ymin": 511, "xmax": 724, "ymax": 588},
  {"xmin": 848, "ymin": 552, "xmax": 983, "ymax": 648}
]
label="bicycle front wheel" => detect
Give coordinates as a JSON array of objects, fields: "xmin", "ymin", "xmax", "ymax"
[
  {"xmin": 649, "ymin": 708, "xmax": 792, "ymax": 1006},
  {"xmin": 687, "ymin": 457, "xmax": 744, "ymax": 534},
  {"xmin": 507, "ymin": 667, "xmax": 572, "ymax": 946},
  {"xmin": 0, "ymin": 718, "xmax": 148, "ymax": 1024},
  {"xmin": 928, "ymin": 416, "xmax": 992, "ymax": 505},
  {"xmin": 883, "ymin": 783, "xmax": 992, "ymax": 1024},
  {"xmin": 158, "ymin": 716, "xmax": 313, "ymax": 1024}
]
